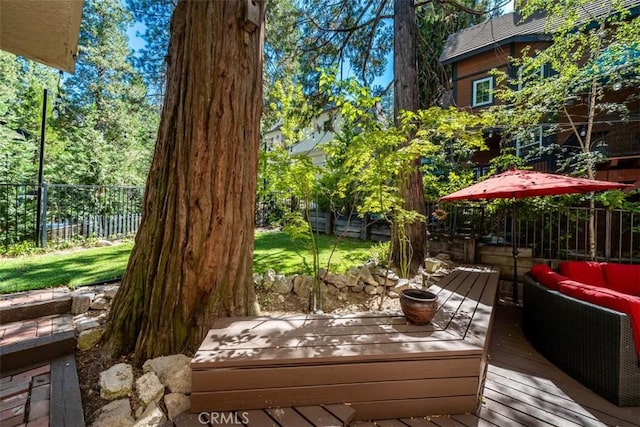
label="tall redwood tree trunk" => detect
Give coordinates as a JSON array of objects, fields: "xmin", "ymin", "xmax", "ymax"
[
  {"xmin": 393, "ymin": 0, "xmax": 426, "ymax": 274},
  {"xmin": 105, "ymin": 0, "xmax": 265, "ymax": 363}
]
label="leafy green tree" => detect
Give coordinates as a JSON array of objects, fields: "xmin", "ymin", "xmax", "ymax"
[
  {"xmin": 0, "ymin": 52, "xmax": 60, "ymax": 183},
  {"xmin": 491, "ymin": 0, "xmax": 640, "ymax": 258},
  {"xmin": 299, "ymin": 0, "xmax": 497, "ymax": 271},
  {"xmin": 322, "ymin": 73, "xmax": 490, "ymax": 276},
  {"xmin": 126, "ymin": 0, "xmax": 175, "ymax": 103},
  {"xmin": 55, "ymin": 0, "xmax": 157, "ymax": 186}
]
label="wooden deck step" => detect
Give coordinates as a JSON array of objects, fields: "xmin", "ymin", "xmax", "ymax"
[
  {"xmin": 0, "ymin": 296, "xmax": 71, "ymax": 324},
  {"xmin": 0, "ymin": 315, "xmax": 75, "ymax": 373}
]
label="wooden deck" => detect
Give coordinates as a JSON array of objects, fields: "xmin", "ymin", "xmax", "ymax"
[
  {"xmin": 191, "ymin": 266, "xmax": 500, "ymax": 420},
  {"xmin": 178, "ymin": 277, "xmax": 640, "ymax": 427}
]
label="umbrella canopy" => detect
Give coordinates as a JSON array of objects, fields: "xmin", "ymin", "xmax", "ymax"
[
  {"xmin": 440, "ymin": 169, "xmax": 632, "ymax": 202},
  {"xmin": 439, "ymin": 169, "xmax": 632, "ymax": 304}
]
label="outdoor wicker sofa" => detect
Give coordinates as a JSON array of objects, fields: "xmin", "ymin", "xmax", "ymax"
[{"xmin": 523, "ymin": 262, "xmax": 640, "ymax": 407}]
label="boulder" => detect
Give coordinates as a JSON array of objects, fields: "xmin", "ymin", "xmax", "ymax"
[
  {"xmin": 74, "ymin": 314, "xmax": 102, "ymax": 332},
  {"xmin": 71, "ymin": 293, "xmax": 93, "ymax": 315},
  {"xmin": 358, "ymin": 266, "xmax": 379, "ymax": 286},
  {"xmin": 395, "ymin": 278, "xmax": 410, "ymax": 289},
  {"xmin": 364, "ymin": 285, "xmax": 378, "ymax": 295},
  {"xmin": 252, "ymin": 273, "xmax": 262, "ymax": 286},
  {"xmin": 133, "ymin": 401, "xmax": 166, "ymax": 427},
  {"xmin": 164, "ymin": 393, "xmax": 190, "ymax": 421},
  {"xmin": 90, "ymin": 295, "xmax": 109, "ymax": 310},
  {"xmin": 350, "ymin": 282, "xmax": 365, "ymax": 293},
  {"xmin": 292, "ymin": 275, "xmax": 314, "ymax": 297},
  {"xmin": 135, "ymin": 372, "xmax": 164, "ymax": 406},
  {"xmin": 272, "ymin": 275, "xmax": 293, "ymax": 294},
  {"xmin": 262, "ymin": 269, "xmax": 276, "ymax": 289},
  {"xmin": 375, "ymin": 270, "xmax": 399, "ymax": 286},
  {"xmin": 435, "ymin": 253, "xmax": 451, "ymax": 261},
  {"xmin": 96, "ymin": 240, "xmax": 114, "ymax": 247},
  {"xmin": 142, "ymin": 354, "xmax": 191, "ymax": 394},
  {"xmin": 324, "ymin": 272, "xmax": 349, "ymax": 289},
  {"xmin": 77, "ymin": 328, "xmax": 104, "ymax": 351},
  {"xmin": 103, "ymin": 286, "xmax": 119, "ymax": 299},
  {"xmin": 346, "ymin": 268, "xmax": 361, "ymax": 287},
  {"xmin": 326, "ymin": 284, "xmax": 340, "ymax": 296},
  {"xmin": 387, "ymin": 290, "xmax": 400, "ymax": 298},
  {"xmin": 99, "ymin": 363, "xmax": 134, "ymax": 400},
  {"xmin": 91, "ymin": 399, "xmax": 134, "ymax": 427}
]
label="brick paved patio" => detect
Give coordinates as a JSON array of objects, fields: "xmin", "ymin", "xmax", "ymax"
[{"xmin": 0, "ymin": 363, "xmax": 51, "ymax": 427}]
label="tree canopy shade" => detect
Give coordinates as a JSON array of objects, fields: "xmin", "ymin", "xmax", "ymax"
[{"xmin": 104, "ymin": 0, "xmax": 265, "ymax": 362}]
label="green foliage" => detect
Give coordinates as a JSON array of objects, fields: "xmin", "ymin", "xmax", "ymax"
[
  {"xmin": 321, "ymin": 71, "xmax": 491, "ymax": 274},
  {"xmin": 2, "ymin": 241, "xmax": 41, "ymax": 257},
  {"xmin": 416, "ymin": 0, "xmax": 498, "ymax": 107},
  {"xmin": 369, "ymin": 241, "xmax": 391, "ymax": 265},
  {"xmin": 125, "ymin": 0, "xmax": 174, "ymax": 102}
]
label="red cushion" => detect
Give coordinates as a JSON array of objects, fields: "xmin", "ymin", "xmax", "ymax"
[
  {"xmin": 558, "ymin": 280, "xmax": 640, "ymax": 359},
  {"xmin": 601, "ymin": 263, "xmax": 640, "ymax": 296},
  {"xmin": 559, "ymin": 261, "xmax": 607, "ymax": 288},
  {"xmin": 529, "ymin": 264, "xmax": 566, "ymax": 291}
]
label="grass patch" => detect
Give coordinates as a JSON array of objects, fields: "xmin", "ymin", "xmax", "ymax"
[
  {"xmin": 0, "ymin": 231, "xmax": 376, "ymax": 294},
  {"xmin": 253, "ymin": 231, "xmax": 375, "ymax": 275},
  {"xmin": 0, "ymin": 243, "xmax": 134, "ymax": 294}
]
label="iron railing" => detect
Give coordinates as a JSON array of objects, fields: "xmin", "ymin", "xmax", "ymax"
[
  {"xmin": 0, "ymin": 183, "xmax": 144, "ymax": 249},
  {"xmin": 432, "ymin": 203, "xmax": 639, "ymax": 263},
  {"xmin": 4, "ymin": 183, "xmax": 638, "ymax": 263}
]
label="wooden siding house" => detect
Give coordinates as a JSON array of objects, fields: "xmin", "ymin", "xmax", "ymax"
[{"xmin": 439, "ymin": 2, "xmax": 640, "ymax": 187}]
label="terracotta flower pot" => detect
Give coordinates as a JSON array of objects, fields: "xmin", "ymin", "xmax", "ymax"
[{"xmin": 400, "ymin": 289, "xmax": 438, "ymax": 325}]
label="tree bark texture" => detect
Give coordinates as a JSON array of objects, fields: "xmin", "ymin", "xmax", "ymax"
[
  {"xmin": 105, "ymin": 0, "xmax": 265, "ymax": 363},
  {"xmin": 393, "ymin": 0, "xmax": 427, "ymax": 273}
]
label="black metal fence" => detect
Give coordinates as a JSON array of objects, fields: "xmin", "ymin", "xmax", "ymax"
[
  {"xmin": 425, "ymin": 203, "xmax": 639, "ymax": 263},
  {"xmin": 256, "ymin": 194, "xmax": 639, "ymax": 263},
  {"xmin": 4, "ymin": 183, "xmax": 639, "ymax": 262},
  {"xmin": 0, "ymin": 183, "xmax": 144, "ymax": 249}
]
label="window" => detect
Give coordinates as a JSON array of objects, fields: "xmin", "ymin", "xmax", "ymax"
[
  {"xmin": 472, "ymin": 77, "xmax": 493, "ymax": 107},
  {"xmin": 323, "ymin": 119, "xmax": 332, "ymax": 133},
  {"xmin": 517, "ymin": 64, "xmax": 547, "ymax": 91},
  {"xmin": 516, "ymin": 126, "xmax": 543, "ymax": 158}
]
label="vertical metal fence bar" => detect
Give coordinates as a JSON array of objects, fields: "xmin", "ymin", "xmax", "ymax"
[
  {"xmin": 632, "ymin": 212, "xmax": 640, "ymax": 261},
  {"xmin": 619, "ymin": 209, "xmax": 624, "ymax": 261},
  {"xmin": 584, "ymin": 209, "xmax": 589, "ymax": 260}
]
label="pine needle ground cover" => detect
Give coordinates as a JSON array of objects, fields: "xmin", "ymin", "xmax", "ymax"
[{"xmin": 0, "ymin": 232, "xmax": 376, "ymax": 293}]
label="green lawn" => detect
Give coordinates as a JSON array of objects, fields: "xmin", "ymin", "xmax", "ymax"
[
  {"xmin": 0, "ymin": 243, "xmax": 134, "ymax": 294},
  {"xmin": 253, "ymin": 231, "xmax": 376, "ymax": 275},
  {"xmin": 0, "ymin": 231, "xmax": 376, "ymax": 294}
]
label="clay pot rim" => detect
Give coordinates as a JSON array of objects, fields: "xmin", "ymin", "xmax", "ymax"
[{"xmin": 401, "ymin": 289, "xmax": 438, "ymax": 302}]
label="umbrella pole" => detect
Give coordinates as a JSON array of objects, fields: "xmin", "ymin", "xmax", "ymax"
[{"xmin": 512, "ymin": 201, "xmax": 519, "ymax": 304}]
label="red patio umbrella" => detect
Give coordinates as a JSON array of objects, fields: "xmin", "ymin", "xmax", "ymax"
[{"xmin": 439, "ymin": 169, "xmax": 632, "ymax": 302}]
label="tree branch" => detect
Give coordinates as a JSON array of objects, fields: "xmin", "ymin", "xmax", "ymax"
[{"xmin": 414, "ymin": 0, "xmax": 485, "ymax": 16}]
